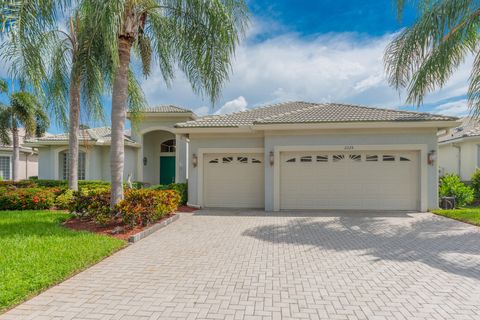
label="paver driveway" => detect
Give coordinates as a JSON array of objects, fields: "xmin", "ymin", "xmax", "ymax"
[{"xmin": 2, "ymin": 210, "xmax": 480, "ymax": 320}]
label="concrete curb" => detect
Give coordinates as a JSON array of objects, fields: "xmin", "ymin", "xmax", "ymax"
[{"xmin": 128, "ymin": 214, "xmax": 179, "ymax": 243}]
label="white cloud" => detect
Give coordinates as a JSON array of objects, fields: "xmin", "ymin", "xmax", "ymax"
[
  {"xmin": 215, "ymin": 96, "xmax": 248, "ymax": 114},
  {"xmin": 433, "ymin": 99, "xmax": 470, "ymax": 117},
  {"xmin": 141, "ymin": 22, "xmax": 472, "ymax": 115}
]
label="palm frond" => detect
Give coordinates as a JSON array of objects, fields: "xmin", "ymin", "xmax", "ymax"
[{"xmin": 385, "ymin": 0, "xmax": 480, "ymax": 107}]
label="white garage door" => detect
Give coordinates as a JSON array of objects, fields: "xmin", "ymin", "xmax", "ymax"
[
  {"xmin": 280, "ymin": 151, "xmax": 420, "ymax": 210},
  {"xmin": 204, "ymin": 153, "xmax": 264, "ymax": 208}
]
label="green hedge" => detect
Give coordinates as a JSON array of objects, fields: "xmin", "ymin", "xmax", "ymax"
[
  {"xmin": 150, "ymin": 183, "xmax": 187, "ymax": 205},
  {"xmin": 0, "ymin": 188, "xmax": 57, "ymax": 210}
]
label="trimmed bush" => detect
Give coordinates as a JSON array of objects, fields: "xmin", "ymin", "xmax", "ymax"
[
  {"xmin": 471, "ymin": 169, "xmax": 480, "ymax": 199},
  {"xmin": 117, "ymin": 189, "xmax": 180, "ymax": 228},
  {"xmin": 55, "ymin": 189, "xmax": 75, "ymax": 210},
  {"xmin": 439, "ymin": 174, "xmax": 474, "ymax": 208},
  {"xmin": 150, "ymin": 183, "xmax": 188, "ymax": 205},
  {"xmin": 0, "ymin": 188, "xmax": 56, "ymax": 210},
  {"xmin": 70, "ymin": 189, "xmax": 113, "ymax": 225}
]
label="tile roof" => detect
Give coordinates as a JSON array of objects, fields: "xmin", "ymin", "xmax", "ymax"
[
  {"xmin": 26, "ymin": 127, "xmax": 136, "ymax": 144},
  {"xmin": 175, "ymin": 101, "xmax": 457, "ymax": 128},
  {"xmin": 438, "ymin": 117, "xmax": 480, "ymax": 143},
  {"xmin": 140, "ymin": 105, "xmax": 193, "ymax": 113},
  {"xmin": 0, "ymin": 128, "xmax": 36, "ymax": 153}
]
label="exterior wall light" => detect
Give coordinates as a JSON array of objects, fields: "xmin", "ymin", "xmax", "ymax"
[
  {"xmin": 192, "ymin": 153, "xmax": 198, "ymax": 167},
  {"xmin": 427, "ymin": 150, "xmax": 436, "ymax": 166},
  {"xmin": 269, "ymin": 151, "xmax": 274, "ymax": 166},
  {"xmin": 143, "ymin": 157, "xmax": 147, "ymax": 166}
]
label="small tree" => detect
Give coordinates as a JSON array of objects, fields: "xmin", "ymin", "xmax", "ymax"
[{"xmin": 0, "ymin": 83, "xmax": 49, "ymax": 181}]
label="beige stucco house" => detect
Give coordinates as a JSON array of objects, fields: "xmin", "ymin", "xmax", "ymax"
[
  {"xmin": 0, "ymin": 128, "xmax": 39, "ymax": 180},
  {"xmin": 438, "ymin": 117, "xmax": 480, "ymax": 181},
  {"xmin": 27, "ymin": 101, "xmax": 458, "ymax": 211}
]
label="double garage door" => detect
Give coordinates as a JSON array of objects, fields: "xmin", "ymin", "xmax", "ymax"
[{"xmin": 203, "ymin": 150, "xmax": 420, "ymax": 210}]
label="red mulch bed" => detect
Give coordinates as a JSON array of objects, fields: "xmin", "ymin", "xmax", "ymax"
[
  {"xmin": 63, "ymin": 206, "xmax": 198, "ymax": 240},
  {"xmin": 177, "ymin": 205, "xmax": 199, "ymax": 213}
]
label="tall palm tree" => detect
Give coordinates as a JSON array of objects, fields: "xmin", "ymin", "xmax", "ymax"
[
  {"xmin": 82, "ymin": 0, "xmax": 249, "ymax": 206},
  {"xmin": 0, "ymin": 85, "xmax": 49, "ymax": 181},
  {"xmin": 384, "ymin": 0, "xmax": 480, "ymax": 114},
  {"xmin": 1, "ymin": 1, "xmax": 143, "ymax": 190}
]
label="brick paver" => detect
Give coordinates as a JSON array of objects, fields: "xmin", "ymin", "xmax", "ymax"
[{"xmin": 2, "ymin": 210, "xmax": 480, "ymax": 320}]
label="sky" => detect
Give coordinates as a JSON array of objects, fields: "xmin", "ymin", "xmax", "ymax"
[{"xmin": 0, "ymin": 0, "xmax": 474, "ymax": 133}]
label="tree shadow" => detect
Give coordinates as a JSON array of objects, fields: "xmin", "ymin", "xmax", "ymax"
[{"xmin": 242, "ymin": 213, "xmax": 480, "ymax": 280}]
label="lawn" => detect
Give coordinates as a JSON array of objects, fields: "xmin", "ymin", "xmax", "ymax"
[
  {"xmin": 0, "ymin": 210, "xmax": 125, "ymax": 312},
  {"xmin": 431, "ymin": 208, "xmax": 480, "ymax": 226}
]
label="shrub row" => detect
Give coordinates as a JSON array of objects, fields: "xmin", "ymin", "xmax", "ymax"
[
  {"xmin": 150, "ymin": 183, "xmax": 187, "ymax": 205},
  {"xmin": 0, "ymin": 188, "xmax": 59, "ymax": 210}
]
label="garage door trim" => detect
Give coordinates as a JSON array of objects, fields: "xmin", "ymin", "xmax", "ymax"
[
  {"xmin": 272, "ymin": 144, "xmax": 428, "ymax": 212},
  {"xmin": 197, "ymin": 148, "xmax": 264, "ymax": 208}
]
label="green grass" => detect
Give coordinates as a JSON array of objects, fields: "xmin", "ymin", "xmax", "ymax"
[
  {"xmin": 0, "ymin": 210, "xmax": 125, "ymax": 312},
  {"xmin": 431, "ymin": 208, "xmax": 480, "ymax": 226}
]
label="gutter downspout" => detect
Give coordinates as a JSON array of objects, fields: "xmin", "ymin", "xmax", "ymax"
[{"xmin": 452, "ymin": 143, "xmax": 461, "ymax": 178}]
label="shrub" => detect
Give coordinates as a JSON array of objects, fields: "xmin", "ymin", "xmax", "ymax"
[
  {"xmin": 0, "ymin": 188, "xmax": 56, "ymax": 210},
  {"xmin": 439, "ymin": 174, "xmax": 474, "ymax": 208},
  {"xmin": 0, "ymin": 180, "xmax": 37, "ymax": 188},
  {"xmin": 150, "ymin": 183, "xmax": 188, "ymax": 205},
  {"xmin": 471, "ymin": 169, "xmax": 480, "ymax": 199},
  {"xmin": 70, "ymin": 189, "xmax": 113, "ymax": 225},
  {"xmin": 117, "ymin": 189, "xmax": 180, "ymax": 228},
  {"xmin": 55, "ymin": 189, "xmax": 75, "ymax": 210}
]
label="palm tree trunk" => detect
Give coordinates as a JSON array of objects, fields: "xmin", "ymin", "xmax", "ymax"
[
  {"xmin": 110, "ymin": 37, "xmax": 133, "ymax": 207},
  {"xmin": 11, "ymin": 124, "xmax": 19, "ymax": 181},
  {"xmin": 68, "ymin": 72, "xmax": 81, "ymax": 190}
]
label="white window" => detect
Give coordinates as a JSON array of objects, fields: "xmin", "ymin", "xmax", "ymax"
[
  {"xmin": 0, "ymin": 156, "xmax": 11, "ymax": 180},
  {"xmin": 61, "ymin": 152, "xmax": 86, "ymax": 180}
]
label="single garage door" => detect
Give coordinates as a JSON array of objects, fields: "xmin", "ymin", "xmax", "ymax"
[
  {"xmin": 204, "ymin": 153, "xmax": 264, "ymax": 208},
  {"xmin": 280, "ymin": 151, "xmax": 420, "ymax": 210}
]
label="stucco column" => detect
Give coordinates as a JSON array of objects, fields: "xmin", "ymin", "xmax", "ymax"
[
  {"xmin": 136, "ymin": 134, "xmax": 144, "ymax": 182},
  {"xmin": 176, "ymin": 134, "xmax": 187, "ymax": 183}
]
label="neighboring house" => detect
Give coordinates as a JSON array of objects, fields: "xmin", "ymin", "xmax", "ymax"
[
  {"xmin": 0, "ymin": 128, "xmax": 39, "ymax": 180},
  {"xmin": 438, "ymin": 117, "xmax": 480, "ymax": 181},
  {"xmin": 27, "ymin": 102, "xmax": 459, "ymax": 211}
]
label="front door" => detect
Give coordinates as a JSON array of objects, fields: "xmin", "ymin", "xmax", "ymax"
[{"xmin": 160, "ymin": 156, "xmax": 176, "ymax": 185}]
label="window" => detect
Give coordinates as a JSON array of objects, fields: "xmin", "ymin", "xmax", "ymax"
[
  {"xmin": 252, "ymin": 158, "xmax": 262, "ymax": 163},
  {"xmin": 286, "ymin": 158, "xmax": 296, "ymax": 163},
  {"xmin": 160, "ymin": 139, "xmax": 176, "ymax": 153},
  {"xmin": 366, "ymin": 155, "xmax": 378, "ymax": 162},
  {"xmin": 399, "ymin": 156, "xmax": 411, "ymax": 162},
  {"xmin": 237, "ymin": 157, "xmax": 248, "ymax": 163},
  {"xmin": 0, "ymin": 156, "xmax": 10, "ymax": 180},
  {"xmin": 333, "ymin": 154, "xmax": 345, "ymax": 162},
  {"xmin": 61, "ymin": 152, "xmax": 86, "ymax": 180},
  {"xmin": 316, "ymin": 155, "xmax": 328, "ymax": 162},
  {"xmin": 222, "ymin": 157, "xmax": 233, "ymax": 163},
  {"xmin": 300, "ymin": 156, "xmax": 312, "ymax": 162},
  {"xmin": 383, "ymin": 155, "xmax": 395, "ymax": 162},
  {"xmin": 209, "ymin": 158, "xmax": 219, "ymax": 164},
  {"xmin": 349, "ymin": 154, "xmax": 361, "ymax": 162}
]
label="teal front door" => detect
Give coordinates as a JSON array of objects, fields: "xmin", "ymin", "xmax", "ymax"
[{"xmin": 160, "ymin": 156, "xmax": 176, "ymax": 184}]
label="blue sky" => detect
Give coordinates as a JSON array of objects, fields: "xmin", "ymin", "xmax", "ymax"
[{"xmin": 0, "ymin": 1, "xmax": 472, "ymax": 133}]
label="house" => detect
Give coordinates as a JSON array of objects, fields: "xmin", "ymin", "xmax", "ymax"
[
  {"xmin": 0, "ymin": 128, "xmax": 39, "ymax": 180},
  {"xmin": 27, "ymin": 101, "xmax": 458, "ymax": 211},
  {"xmin": 438, "ymin": 117, "xmax": 480, "ymax": 181}
]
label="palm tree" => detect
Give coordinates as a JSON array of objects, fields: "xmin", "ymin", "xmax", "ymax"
[
  {"xmin": 0, "ymin": 84, "xmax": 49, "ymax": 181},
  {"xmin": 3, "ymin": 0, "xmax": 139, "ymax": 190},
  {"xmin": 384, "ymin": 0, "xmax": 480, "ymax": 114},
  {"xmin": 82, "ymin": 0, "xmax": 249, "ymax": 206}
]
